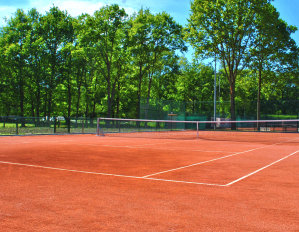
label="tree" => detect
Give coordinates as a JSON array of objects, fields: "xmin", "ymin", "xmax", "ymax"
[
  {"xmin": 39, "ymin": 5, "xmax": 74, "ymax": 117},
  {"xmin": 1, "ymin": 9, "xmax": 33, "ymax": 118},
  {"xmin": 78, "ymin": 4, "xmax": 129, "ymax": 118},
  {"xmin": 177, "ymin": 57, "xmax": 214, "ymax": 101},
  {"xmin": 24, "ymin": 8, "xmax": 45, "ymax": 118},
  {"xmin": 0, "ymin": 36, "xmax": 12, "ymax": 116},
  {"xmin": 249, "ymin": 3, "xmax": 298, "ymax": 128},
  {"xmin": 128, "ymin": 8, "xmax": 187, "ymax": 118},
  {"xmin": 187, "ymin": 0, "xmax": 272, "ymax": 129}
]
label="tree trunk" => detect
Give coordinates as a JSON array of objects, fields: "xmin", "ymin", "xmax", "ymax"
[
  {"xmin": 107, "ymin": 74, "xmax": 112, "ymax": 118},
  {"xmin": 107, "ymin": 79, "xmax": 117, "ymax": 119},
  {"xmin": 44, "ymin": 92, "xmax": 47, "ymax": 118},
  {"xmin": 48, "ymin": 92, "xmax": 52, "ymax": 117},
  {"xmin": 144, "ymin": 77, "xmax": 152, "ymax": 120},
  {"xmin": 76, "ymin": 87, "xmax": 81, "ymax": 118},
  {"xmin": 68, "ymin": 55, "xmax": 72, "ymax": 118},
  {"xmin": 85, "ymin": 104, "xmax": 88, "ymax": 118},
  {"xmin": 19, "ymin": 72, "xmax": 26, "ymax": 127},
  {"xmin": 67, "ymin": 70, "xmax": 71, "ymax": 118},
  {"xmin": 257, "ymin": 70, "xmax": 262, "ymax": 130},
  {"xmin": 136, "ymin": 66, "xmax": 143, "ymax": 119},
  {"xmin": 36, "ymin": 86, "xmax": 41, "ymax": 118},
  {"xmin": 116, "ymin": 81, "xmax": 120, "ymax": 118},
  {"xmin": 20, "ymin": 86, "xmax": 24, "ymax": 117},
  {"xmin": 31, "ymin": 96, "xmax": 35, "ymax": 117},
  {"xmin": 76, "ymin": 72, "xmax": 83, "ymax": 118},
  {"xmin": 230, "ymin": 81, "xmax": 236, "ymax": 130},
  {"xmin": 92, "ymin": 100, "xmax": 96, "ymax": 118}
]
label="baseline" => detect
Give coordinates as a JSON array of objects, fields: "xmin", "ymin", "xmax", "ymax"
[{"xmin": 0, "ymin": 160, "xmax": 225, "ymax": 187}]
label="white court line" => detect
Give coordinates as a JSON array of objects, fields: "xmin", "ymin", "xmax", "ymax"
[
  {"xmin": 88, "ymin": 144, "xmax": 236, "ymax": 153},
  {"xmin": 90, "ymin": 142, "xmax": 175, "ymax": 147},
  {"xmin": 226, "ymin": 149, "xmax": 299, "ymax": 186},
  {"xmin": 142, "ymin": 139, "xmax": 294, "ymax": 178},
  {"xmin": 17, "ymin": 138, "xmax": 234, "ymax": 153},
  {"xmin": 39, "ymin": 140, "xmax": 176, "ymax": 147},
  {"xmin": 142, "ymin": 147, "xmax": 263, "ymax": 178},
  {"xmin": 0, "ymin": 161, "xmax": 225, "ymax": 187},
  {"xmin": 130, "ymin": 142, "xmax": 175, "ymax": 146},
  {"xmin": 144, "ymin": 177, "xmax": 226, "ymax": 187},
  {"xmin": 2, "ymin": 138, "xmax": 297, "ymax": 187},
  {"xmin": 2, "ymin": 140, "xmax": 234, "ymax": 153}
]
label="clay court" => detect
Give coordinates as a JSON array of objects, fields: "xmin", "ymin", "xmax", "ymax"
[{"xmin": 1, "ymin": 131, "xmax": 299, "ymax": 231}]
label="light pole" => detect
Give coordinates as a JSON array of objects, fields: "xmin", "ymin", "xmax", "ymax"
[
  {"xmin": 214, "ymin": 55, "xmax": 217, "ymax": 129},
  {"xmin": 219, "ymin": 70, "xmax": 220, "ymax": 118}
]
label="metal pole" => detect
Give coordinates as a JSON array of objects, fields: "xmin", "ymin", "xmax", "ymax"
[
  {"xmin": 214, "ymin": 55, "xmax": 217, "ymax": 129},
  {"xmin": 96, "ymin": 118, "xmax": 99, "ymax": 135},
  {"xmin": 219, "ymin": 71, "xmax": 220, "ymax": 117}
]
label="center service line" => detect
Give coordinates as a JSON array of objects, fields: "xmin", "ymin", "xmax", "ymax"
[{"xmin": 142, "ymin": 139, "xmax": 294, "ymax": 178}]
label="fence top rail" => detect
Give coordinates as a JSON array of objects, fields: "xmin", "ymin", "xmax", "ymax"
[{"xmin": 98, "ymin": 118, "xmax": 299, "ymax": 124}]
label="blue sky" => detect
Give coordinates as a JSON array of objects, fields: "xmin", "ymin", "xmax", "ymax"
[{"xmin": 0, "ymin": 0, "xmax": 298, "ymax": 59}]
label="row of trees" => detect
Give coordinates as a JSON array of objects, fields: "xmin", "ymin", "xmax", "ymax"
[
  {"xmin": 0, "ymin": 1, "xmax": 298, "ymax": 124},
  {"xmin": 0, "ymin": 5, "xmax": 188, "ymax": 119}
]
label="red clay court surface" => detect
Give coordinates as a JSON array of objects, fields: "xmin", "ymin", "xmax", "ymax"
[{"xmin": 0, "ymin": 131, "xmax": 299, "ymax": 231}]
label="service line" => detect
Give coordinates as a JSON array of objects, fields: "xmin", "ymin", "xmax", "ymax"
[
  {"xmin": 99, "ymin": 144, "xmax": 235, "ymax": 153},
  {"xmin": 226, "ymin": 149, "xmax": 299, "ymax": 186},
  {"xmin": 142, "ymin": 140, "xmax": 293, "ymax": 178}
]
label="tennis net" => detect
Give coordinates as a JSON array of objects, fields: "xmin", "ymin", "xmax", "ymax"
[{"xmin": 97, "ymin": 118, "xmax": 299, "ymax": 140}]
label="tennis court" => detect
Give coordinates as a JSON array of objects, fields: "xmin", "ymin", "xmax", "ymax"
[{"xmin": 1, "ymin": 129, "xmax": 299, "ymax": 231}]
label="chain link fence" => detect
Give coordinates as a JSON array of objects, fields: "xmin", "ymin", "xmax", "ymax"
[
  {"xmin": 140, "ymin": 97, "xmax": 299, "ymax": 121},
  {"xmin": 0, "ymin": 116, "xmax": 97, "ymax": 136}
]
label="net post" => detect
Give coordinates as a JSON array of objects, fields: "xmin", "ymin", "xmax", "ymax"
[
  {"xmin": 96, "ymin": 118, "xmax": 105, "ymax": 136},
  {"xmin": 197, "ymin": 121, "xmax": 199, "ymax": 139}
]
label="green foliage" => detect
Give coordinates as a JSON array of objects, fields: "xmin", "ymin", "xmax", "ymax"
[
  {"xmin": 127, "ymin": 8, "xmax": 187, "ymax": 117},
  {"xmin": 186, "ymin": 0, "xmax": 299, "ymax": 126},
  {"xmin": 0, "ymin": 3, "xmax": 297, "ymax": 120},
  {"xmin": 176, "ymin": 57, "xmax": 214, "ymax": 102},
  {"xmin": 76, "ymin": 4, "xmax": 129, "ymax": 118}
]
